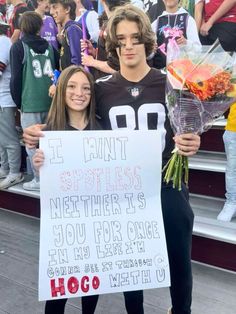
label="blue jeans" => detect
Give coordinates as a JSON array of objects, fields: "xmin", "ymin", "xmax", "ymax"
[{"xmin": 223, "ymin": 130, "xmax": 236, "ymax": 205}]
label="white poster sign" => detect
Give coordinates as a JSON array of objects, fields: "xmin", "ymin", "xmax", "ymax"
[{"xmin": 38, "ymin": 130, "xmax": 170, "ymax": 301}]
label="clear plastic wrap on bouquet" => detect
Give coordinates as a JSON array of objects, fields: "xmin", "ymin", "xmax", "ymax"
[
  {"xmin": 163, "ymin": 40, "xmax": 236, "ymax": 190},
  {"xmin": 166, "ymin": 80, "xmax": 234, "ymax": 135}
]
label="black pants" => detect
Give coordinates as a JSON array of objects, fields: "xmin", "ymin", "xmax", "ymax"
[
  {"xmin": 44, "ymin": 290, "xmax": 143, "ymax": 314},
  {"xmin": 162, "ymin": 182, "xmax": 194, "ymax": 314},
  {"xmin": 199, "ymin": 21, "xmax": 236, "ymax": 52},
  {"xmin": 45, "ymin": 295, "xmax": 99, "ymax": 314}
]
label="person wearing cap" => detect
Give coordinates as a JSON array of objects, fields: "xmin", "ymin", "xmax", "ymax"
[{"xmin": 0, "ymin": 20, "xmax": 24, "ymax": 189}]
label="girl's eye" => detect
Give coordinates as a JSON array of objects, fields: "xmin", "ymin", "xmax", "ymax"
[
  {"xmin": 67, "ymin": 84, "xmax": 75, "ymax": 89},
  {"xmin": 83, "ymin": 86, "xmax": 91, "ymax": 94}
]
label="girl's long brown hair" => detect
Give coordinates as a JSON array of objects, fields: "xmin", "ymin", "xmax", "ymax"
[{"xmin": 46, "ymin": 65, "xmax": 96, "ymax": 130}]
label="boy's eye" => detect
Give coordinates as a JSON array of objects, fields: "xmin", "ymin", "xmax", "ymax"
[
  {"xmin": 132, "ymin": 35, "xmax": 140, "ymax": 43},
  {"xmin": 117, "ymin": 36, "xmax": 125, "ymax": 44},
  {"xmin": 116, "ymin": 35, "xmax": 142, "ymax": 46}
]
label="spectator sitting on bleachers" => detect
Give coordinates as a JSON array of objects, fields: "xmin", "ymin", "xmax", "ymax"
[
  {"xmin": 0, "ymin": 20, "xmax": 24, "ymax": 189},
  {"xmin": 195, "ymin": 0, "xmax": 236, "ymax": 52}
]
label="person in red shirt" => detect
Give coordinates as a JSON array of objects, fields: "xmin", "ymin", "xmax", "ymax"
[
  {"xmin": 8, "ymin": 0, "xmax": 29, "ymax": 42},
  {"xmin": 195, "ymin": 0, "xmax": 236, "ymax": 51}
]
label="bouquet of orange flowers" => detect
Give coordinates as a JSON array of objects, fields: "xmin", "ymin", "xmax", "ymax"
[{"xmin": 163, "ymin": 40, "xmax": 236, "ymax": 190}]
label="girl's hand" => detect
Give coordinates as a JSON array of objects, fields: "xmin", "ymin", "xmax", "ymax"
[
  {"xmin": 174, "ymin": 133, "xmax": 200, "ymax": 156},
  {"xmin": 200, "ymin": 21, "xmax": 213, "ymax": 36},
  {"xmin": 176, "ymin": 35, "xmax": 187, "ymax": 46},
  {"xmin": 33, "ymin": 149, "xmax": 45, "ymax": 173}
]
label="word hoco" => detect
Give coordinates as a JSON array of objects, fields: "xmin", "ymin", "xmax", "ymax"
[{"xmin": 50, "ymin": 275, "xmax": 100, "ymax": 297}]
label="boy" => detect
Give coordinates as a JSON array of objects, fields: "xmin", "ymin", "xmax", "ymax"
[
  {"xmin": 10, "ymin": 11, "xmax": 56, "ymax": 190},
  {"xmin": 96, "ymin": 4, "xmax": 200, "ymax": 314},
  {"xmin": 49, "ymin": 0, "xmax": 83, "ymax": 69},
  {"xmin": 34, "ymin": 0, "xmax": 59, "ymax": 50}
]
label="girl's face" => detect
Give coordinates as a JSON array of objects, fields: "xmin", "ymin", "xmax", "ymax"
[{"xmin": 65, "ymin": 71, "xmax": 91, "ymax": 115}]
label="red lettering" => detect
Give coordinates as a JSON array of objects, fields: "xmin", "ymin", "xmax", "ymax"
[
  {"xmin": 67, "ymin": 276, "xmax": 79, "ymax": 294},
  {"xmin": 92, "ymin": 276, "xmax": 100, "ymax": 289},
  {"xmin": 81, "ymin": 276, "xmax": 89, "ymax": 292},
  {"xmin": 51, "ymin": 276, "xmax": 100, "ymax": 297},
  {"xmin": 50, "ymin": 278, "xmax": 65, "ymax": 297}
]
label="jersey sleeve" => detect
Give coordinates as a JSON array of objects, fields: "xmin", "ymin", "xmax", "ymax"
[{"xmin": 67, "ymin": 25, "xmax": 83, "ymax": 65}]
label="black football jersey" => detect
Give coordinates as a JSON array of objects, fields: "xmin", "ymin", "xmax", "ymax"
[{"xmin": 95, "ymin": 68, "xmax": 174, "ymax": 165}]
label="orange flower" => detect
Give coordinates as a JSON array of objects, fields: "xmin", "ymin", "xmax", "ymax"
[
  {"xmin": 167, "ymin": 59, "xmax": 194, "ymax": 84},
  {"xmin": 168, "ymin": 59, "xmax": 233, "ymax": 101},
  {"xmin": 185, "ymin": 64, "xmax": 231, "ymax": 101},
  {"xmin": 211, "ymin": 71, "xmax": 232, "ymax": 95},
  {"xmin": 185, "ymin": 66, "xmax": 215, "ymax": 100}
]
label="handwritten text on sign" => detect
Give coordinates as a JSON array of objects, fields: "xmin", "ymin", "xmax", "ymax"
[{"xmin": 38, "ymin": 130, "xmax": 170, "ymax": 301}]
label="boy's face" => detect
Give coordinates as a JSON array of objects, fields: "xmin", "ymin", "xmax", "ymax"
[
  {"xmin": 115, "ymin": 20, "xmax": 146, "ymax": 70},
  {"xmin": 163, "ymin": 0, "xmax": 179, "ymax": 9},
  {"xmin": 50, "ymin": 2, "xmax": 69, "ymax": 25},
  {"xmin": 38, "ymin": 0, "xmax": 50, "ymax": 13}
]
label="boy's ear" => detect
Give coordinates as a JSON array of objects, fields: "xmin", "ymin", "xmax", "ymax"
[{"xmin": 65, "ymin": 5, "xmax": 70, "ymax": 14}]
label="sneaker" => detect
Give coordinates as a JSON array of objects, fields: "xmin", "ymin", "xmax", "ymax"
[
  {"xmin": 23, "ymin": 178, "xmax": 40, "ymax": 191},
  {"xmin": 0, "ymin": 168, "xmax": 9, "ymax": 179},
  {"xmin": 217, "ymin": 203, "xmax": 236, "ymax": 222},
  {"xmin": 0, "ymin": 173, "xmax": 24, "ymax": 189}
]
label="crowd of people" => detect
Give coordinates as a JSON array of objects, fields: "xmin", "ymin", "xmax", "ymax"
[{"xmin": 0, "ymin": 0, "xmax": 236, "ymax": 313}]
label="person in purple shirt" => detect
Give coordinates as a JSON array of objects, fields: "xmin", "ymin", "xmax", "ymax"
[
  {"xmin": 31, "ymin": 0, "xmax": 59, "ymax": 50},
  {"xmin": 49, "ymin": 0, "xmax": 83, "ymax": 70}
]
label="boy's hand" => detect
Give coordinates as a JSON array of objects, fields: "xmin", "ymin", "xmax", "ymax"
[
  {"xmin": 23, "ymin": 124, "xmax": 46, "ymax": 149},
  {"xmin": 49, "ymin": 84, "xmax": 56, "ymax": 98},
  {"xmin": 80, "ymin": 39, "xmax": 96, "ymax": 57},
  {"xmin": 82, "ymin": 53, "xmax": 96, "ymax": 67},
  {"xmin": 174, "ymin": 133, "xmax": 200, "ymax": 156}
]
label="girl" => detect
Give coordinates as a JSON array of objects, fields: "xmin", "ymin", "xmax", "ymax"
[
  {"xmin": 33, "ymin": 65, "xmax": 101, "ymax": 314},
  {"xmin": 151, "ymin": 0, "xmax": 201, "ymax": 69}
]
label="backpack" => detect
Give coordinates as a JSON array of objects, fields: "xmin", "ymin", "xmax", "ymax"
[{"xmin": 76, "ymin": 10, "xmax": 91, "ymax": 40}]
